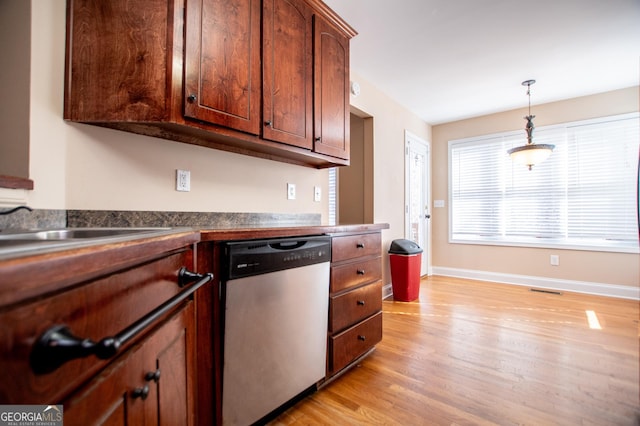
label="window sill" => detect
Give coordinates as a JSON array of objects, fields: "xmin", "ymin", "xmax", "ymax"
[
  {"xmin": 0, "ymin": 175, "xmax": 34, "ymax": 190},
  {"xmin": 450, "ymin": 235, "xmax": 640, "ymax": 254}
]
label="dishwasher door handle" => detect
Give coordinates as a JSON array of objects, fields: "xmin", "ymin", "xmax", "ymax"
[{"xmin": 269, "ymin": 241, "xmax": 306, "ymax": 250}]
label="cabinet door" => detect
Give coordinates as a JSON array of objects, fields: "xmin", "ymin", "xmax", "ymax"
[
  {"xmin": 64, "ymin": 0, "xmax": 171, "ymax": 122},
  {"xmin": 262, "ymin": 0, "xmax": 313, "ymax": 149},
  {"xmin": 313, "ymin": 16, "xmax": 350, "ymax": 160},
  {"xmin": 184, "ymin": 0, "xmax": 261, "ymax": 135},
  {"xmin": 64, "ymin": 303, "xmax": 195, "ymax": 426}
]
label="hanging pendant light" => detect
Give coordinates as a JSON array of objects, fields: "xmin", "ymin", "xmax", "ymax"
[{"xmin": 507, "ymin": 80, "xmax": 555, "ymax": 170}]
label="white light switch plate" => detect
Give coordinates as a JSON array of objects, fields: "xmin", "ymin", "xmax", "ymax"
[
  {"xmin": 434, "ymin": 199, "xmax": 445, "ymax": 208},
  {"xmin": 314, "ymin": 186, "xmax": 321, "ymax": 202},
  {"xmin": 287, "ymin": 183, "xmax": 296, "ymax": 200}
]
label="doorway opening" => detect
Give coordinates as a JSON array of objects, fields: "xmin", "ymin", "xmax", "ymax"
[{"xmin": 330, "ymin": 109, "xmax": 374, "ymax": 225}]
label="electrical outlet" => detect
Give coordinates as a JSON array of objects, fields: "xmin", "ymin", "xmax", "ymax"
[
  {"xmin": 550, "ymin": 255, "xmax": 559, "ymax": 266},
  {"xmin": 314, "ymin": 186, "xmax": 321, "ymax": 202},
  {"xmin": 176, "ymin": 169, "xmax": 190, "ymax": 192},
  {"xmin": 287, "ymin": 183, "xmax": 296, "ymax": 200}
]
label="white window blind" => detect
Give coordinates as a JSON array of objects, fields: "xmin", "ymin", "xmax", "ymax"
[
  {"xmin": 449, "ymin": 113, "xmax": 639, "ymax": 253},
  {"xmin": 328, "ymin": 167, "xmax": 337, "ymax": 225}
]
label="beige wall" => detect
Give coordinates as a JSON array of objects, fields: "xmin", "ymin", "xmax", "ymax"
[
  {"xmin": 349, "ymin": 71, "xmax": 432, "ymax": 287},
  {"xmin": 0, "ymin": 0, "xmax": 30, "ymax": 179},
  {"xmin": 338, "ymin": 115, "xmax": 365, "ymax": 224},
  {"xmin": 15, "ymin": 0, "xmax": 328, "ymax": 220},
  {"xmin": 432, "ymin": 87, "xmax": 640, "ymax": 288}
]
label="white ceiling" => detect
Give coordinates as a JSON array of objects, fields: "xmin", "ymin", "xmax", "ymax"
[{"xmin": 322, "ymin": 0, "xmax": 640, "ymax": 125}]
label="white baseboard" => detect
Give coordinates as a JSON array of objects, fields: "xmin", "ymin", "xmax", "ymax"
[
  {"xmin": 430, "ymin": 267, "xmax": 639, "ymax": 300},
  {"xmin": 382, "ymin": 283, "xmax": 393, "ymax": 300}
]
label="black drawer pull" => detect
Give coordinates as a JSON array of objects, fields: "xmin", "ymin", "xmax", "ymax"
[
  {"xmin": 145, "ymin": 369, "xmax": 161, "ymax": 383},
  {"xmin": 30, "ymin": 270, "xmax": 213, "ymax": 375},
  {"xmin": 356, "ymin": 269, "xmax": 365, "ymax": 275},
  {"xmin": 356, "ymin": 243, "xmax": 365, "ymax": 249},
  {"xmin": 357, "ymin": 335, "xmax": 366, "ymax": 341},
  {"xmin": 357, "ymin": 300, "xmax": 365, "ymax": 306},
  {"xmin": 131, "ymin": 385, "xmax": 150, "ymax": 400}
]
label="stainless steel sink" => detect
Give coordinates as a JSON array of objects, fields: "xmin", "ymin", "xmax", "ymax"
[
  {"xmin": 2, "ymin": 228, "xmax": 166, "ymax": 240},
  {"xmin": 0, "ymin": 227, "xmax": 181, "ymax": 259}
]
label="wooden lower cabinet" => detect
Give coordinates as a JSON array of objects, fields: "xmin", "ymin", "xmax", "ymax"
[
  {"xmin": 0, "ymin": 233, "xmax": 207, "ymax": 426},
  {"xmin": 327, "ymin": 231, "xmax": 383, "ymax": 377},
  {"xmin": 64, "ymin": 303, "xmax": 195, "ymax": 425},
  {"xmin": 329, "ymin": 311, "xmax": 383, "ymax": 374}
]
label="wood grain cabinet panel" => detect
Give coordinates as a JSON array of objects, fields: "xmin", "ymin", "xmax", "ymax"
[
  {"xmin": 331, "ymin": 233, "xmax": 382, "ymax": 263},
  {"xmin": 0, "ymin": 238, "xmax": 205, "ymax": 426},
  {"xmin": 327, "ymin": 231, "xmax": 383, "ymax": 377},
  {"xmin": 329, "ymin": 281, "xmax": 382, "ymax": 333},
  {"xmin": 262, "ymin": 0, "xmax": 314, "ymax": 148},
  {"xmin": 330, "ymin": 256, "xmax": 381, "ymax": 293},
  {"xmin": 0, "ymin": 251, "xmax": 190, "ymax": 404},
  {"xmin": 65, "ymin": 0, "xmax": 355, "ymax": 168},
  {"xmin": 329, "ymin": 312, "xmax": 382, "ymax": 375},
  {"xmin": 64, "ymin": 303, "xmax": 195, "ymax": 426},
  {"xmin": 313, "ymin": 15, "xmax": 350, "ymax": 160},
  {"xmin": 184, "ymin": 0, "xmax": 262, "ymax": 134}
]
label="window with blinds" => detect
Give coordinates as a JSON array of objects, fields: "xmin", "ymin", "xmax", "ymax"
[
  {"xmin": 328, "ymin": 167, "xmax": 337, "ymax": 225},
  {"xmin": 448, "ymin": 112, "xmax": 639, "ymax": 253}
]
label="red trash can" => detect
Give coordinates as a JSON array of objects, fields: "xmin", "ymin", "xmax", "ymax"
[{"xmin": 388, "ymin": 239, "xmax": 423, "ymax": 302}]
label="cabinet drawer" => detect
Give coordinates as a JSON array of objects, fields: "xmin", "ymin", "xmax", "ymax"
[
  {"xmin": 0, "ymin": 249, "xmax": 193, "ymax": 403},
  {"xmin": 64, "ymin": 302, "xmax": 195, "ymax": 426},
  {"xmin": 330, "ymin": 256, "xmax": 381, "ymax": 293},
  {"xmin": 329, "ymin": 311, "xmax": 382, "ymax": 375},
  {"xmin": 329, "ymin": 281, "xmax": 382, "ymax": 333},
  {"xmin": 331, "ymin": 233, "xmax": 381, "ymax": 262}
]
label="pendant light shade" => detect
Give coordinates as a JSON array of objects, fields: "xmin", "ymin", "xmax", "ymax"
[
  {"xmin": 508, "ymin": 142, "xmax": 555, "ymax": 167},
  {"xmin": 507, "ymin": 80, "xmax": 554, "ymax": 170}
]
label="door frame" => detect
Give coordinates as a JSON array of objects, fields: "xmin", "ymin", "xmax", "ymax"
[{"xmin": 404, "ymin": 130, "xmax": 431, "ymax": 276}]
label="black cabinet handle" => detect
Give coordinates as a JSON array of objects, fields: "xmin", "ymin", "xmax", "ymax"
[
  {"xmin": 145, "ymin": 369, "xmax": 161, "ymax": 383},
  {"xmin": 357, "ymin": 335, "xmax": 366, "ymax": 341},
  {"xmin": 356, "ymin": 269, "xmax": 365, "ymax": 275},
  {"xmin": 315, "ymin": 137, "xmax": 321, "ymax": 142},
  {"xmin": 131, "ymin": 385, "xmax": 150, "ymax": 400},
  {"xmin": 187, "ymin": 94, "xmax": 197, "ymax": 103},
  {"xmin": 178, "ymin": 267, "xmax": 209, "ymax": 288},
  {"xmin": 356, "ymin": 243, "xmax": 365, "ymax": 249},
  {"xmin": 357, "ymin": 300, "xmax": 365, "ymax": 306},
  {"xmin": 30, "ymin": 270, "xmax": 213, "ymax": 375},
  {"xmin": 265, "ymin": 121, "xmax": 272, "ymax": 127}
]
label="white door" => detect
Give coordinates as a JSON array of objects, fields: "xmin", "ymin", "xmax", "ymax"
[{"xmin": 405, "ymin": 131, "xmax": 430, "ymax": 276}]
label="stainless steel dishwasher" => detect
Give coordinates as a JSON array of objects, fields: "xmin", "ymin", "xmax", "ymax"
[{"xmin": 221, "ymin": 236, "xmax": 331, "ymax": 426}]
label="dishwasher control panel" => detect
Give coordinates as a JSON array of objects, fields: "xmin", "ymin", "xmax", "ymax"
[{"xmin": 224, "ymin": 236, "xmax": 331, "ymax": 280}]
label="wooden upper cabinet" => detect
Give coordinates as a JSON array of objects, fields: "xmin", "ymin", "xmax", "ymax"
[
  {"xmin": 262, "ymin": 0, "xmax": 314, "ymax": 149},
  {"xmin": 184, "ymin": 0, "xmax": 262, "ymax": 135},
  {"xmin": 64, "ymin": 0, "xmax": 172, "ymax": 122},
  {"xmin": 64, "ymin": 0, "xmax": 355, "ymax": 167},
  {"xmin": 313, "ymin": 15, "xmax": 351, "ymax": 160}
]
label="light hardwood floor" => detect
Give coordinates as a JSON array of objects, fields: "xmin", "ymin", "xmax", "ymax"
[{"xmin": 270, "ymin": 276, "xmax": 640, "ymax": 425}]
